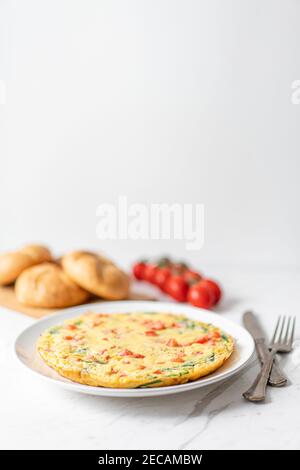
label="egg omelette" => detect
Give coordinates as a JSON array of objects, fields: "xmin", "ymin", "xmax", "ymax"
[{"xmin": 37, "ymin": 312, "xmax": 234, "ymax": 388}]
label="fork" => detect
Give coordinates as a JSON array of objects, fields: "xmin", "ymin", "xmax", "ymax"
[{"xmin": 243, "ymin": 316, "xmax": 296, "ymax": 402}]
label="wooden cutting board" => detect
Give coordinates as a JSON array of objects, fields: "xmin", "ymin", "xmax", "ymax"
[{"xmin": 0, "ymin": 285, "xmax": 156, "ymax": 319}]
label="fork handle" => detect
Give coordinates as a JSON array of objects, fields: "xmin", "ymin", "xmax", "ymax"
[
  {"xmin": 243, "ymin": 351, "xmax": 276, "ymax": 402},
  {"xmin": 255, "ymin": 341, "xmax": 287, "ymax": 386},
  {"xmin": 268, "ymin": 357, "xmax": 287, "ymax": 386}
]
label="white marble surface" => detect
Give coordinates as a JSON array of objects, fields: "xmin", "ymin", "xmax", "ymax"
[{"xmin": 1, "ymin": 266, "xmax": 300, "ymax": 450}]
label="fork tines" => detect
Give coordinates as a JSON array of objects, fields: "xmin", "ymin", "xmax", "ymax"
[{"xmin": 271, "ymin": 316, "xmax": 296, "ymax": 347}]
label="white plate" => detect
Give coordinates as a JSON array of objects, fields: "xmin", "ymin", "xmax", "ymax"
[{"xmin": 15, "ymin": 301, "xmax": 254, "ymax": 397}]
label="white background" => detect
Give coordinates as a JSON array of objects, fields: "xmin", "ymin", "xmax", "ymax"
[{"xmin": 1, "ymin": 0, "xmax": 300, "ymax": 268}]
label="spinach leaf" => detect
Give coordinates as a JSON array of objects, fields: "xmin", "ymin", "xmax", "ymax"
[{"xmin": 139, "ymin": 379, "xmax": 162, "ymax": 388}]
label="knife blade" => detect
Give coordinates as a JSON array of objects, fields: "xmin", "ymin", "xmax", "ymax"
[{"xmin": 243, "ymin": 311, "xmax": 287, "ymax": 386}]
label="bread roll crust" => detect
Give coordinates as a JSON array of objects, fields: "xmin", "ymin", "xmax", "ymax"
[
  {"xmin": 0, "ymin": 244, "xmax": 52, "ymax": 285},
  {"xmin": 15, "ymin": 262, "xmax": 90, "ymax": 308},
  {"xmin": 62, "ymin": 251, "xmax": 129, "ymax": 300}
]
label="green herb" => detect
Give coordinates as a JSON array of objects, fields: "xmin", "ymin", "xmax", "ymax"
[
  {"xmin": 177, "ymin": 320, "xmax": 208, "ymax": 331},
  {"xmin": 139, "ymin": 380, "xmax": 162, "ymax": 388},
  {"xmin": 49, "ymin": 327, "xmax": 61, "ymax": 334},
  {"xmin": 74, "ymin": 320, "xmax": 83, "ymax": 326},
  {"xmin": 221, "ymin": 333, "xmax": 228, "ymax": 342},
  {"xmin": 178, "ymin": 369, "xmax": 189, "ymax": 376},
  {"xmin": 206, "ymin": 353, "xmax": 215, "ymax": 362},
  {"xmin": 166, "ymin": 372, "xmax": 188, "ymax": 377},
  {"xmin": 83, "ymin": 359, "xmax": 107, "ymax": 365},
  {"xmin": 180, "ymin": 320, "xmax": 197, "ymax": 329},
  {"xmin": 73, "ymin": 348, "xmax": 88, "ymax": 354},
  {"xmin": 182, "ymin": 361, "xmax": 197, "ymax": 367}
]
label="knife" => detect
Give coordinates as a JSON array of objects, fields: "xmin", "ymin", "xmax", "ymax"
[{"xmin": 243, "ymin": 311, "xmax": 287, "ymax": 386}]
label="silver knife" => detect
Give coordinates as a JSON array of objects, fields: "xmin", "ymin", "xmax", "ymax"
[{"xmin": 243, "ymin": 311, "xmax": 287, "ymax": 386}]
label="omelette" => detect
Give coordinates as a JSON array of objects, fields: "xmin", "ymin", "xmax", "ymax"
[{"xmin": 37, "ymin": 312, "xmax": 234, "ymax": 388}]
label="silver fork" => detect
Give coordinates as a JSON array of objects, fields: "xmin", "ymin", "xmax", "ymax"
[{"xmin": 243, "ymin": 316, "xmax": 296, "ymax": 402}]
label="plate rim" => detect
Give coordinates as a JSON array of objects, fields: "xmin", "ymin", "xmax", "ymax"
[{"xmin": 14, "ymin": 300, "xmax": 255, "ymax": 397}]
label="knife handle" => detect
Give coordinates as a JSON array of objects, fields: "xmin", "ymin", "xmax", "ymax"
[
  {"xmin": 256, "ymin": 341, "xmax": 287, "ymax": 386},
  {"xmin": 244, "ymin": 351, "xmax": 276, "ymax": 401}
]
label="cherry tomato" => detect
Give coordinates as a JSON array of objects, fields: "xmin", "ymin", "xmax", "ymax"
[
  {"xmin": 132, "ymin": 262, "xmax": 146, "ymax": 280},
  {"xmin": 187, "ymin": 283, "xmax": 214, "ymax": 309},
  {"xmin": 182, "ymin": 269, "xmax": 202, "ymax": 285},
  {"xmin": 199, "ymin": 279, "xmax": 222, "ymax": 305},
  {"xmin": 154, "ymin": 267, "xmax": 172, "ymax": 291},
  {"xmin": 143, "ymin": 264, "xmax": 158, "ymax": 283},
  {"xmin": 165, "ymin": 275, "xmax": 189, "ymax": 302}
]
